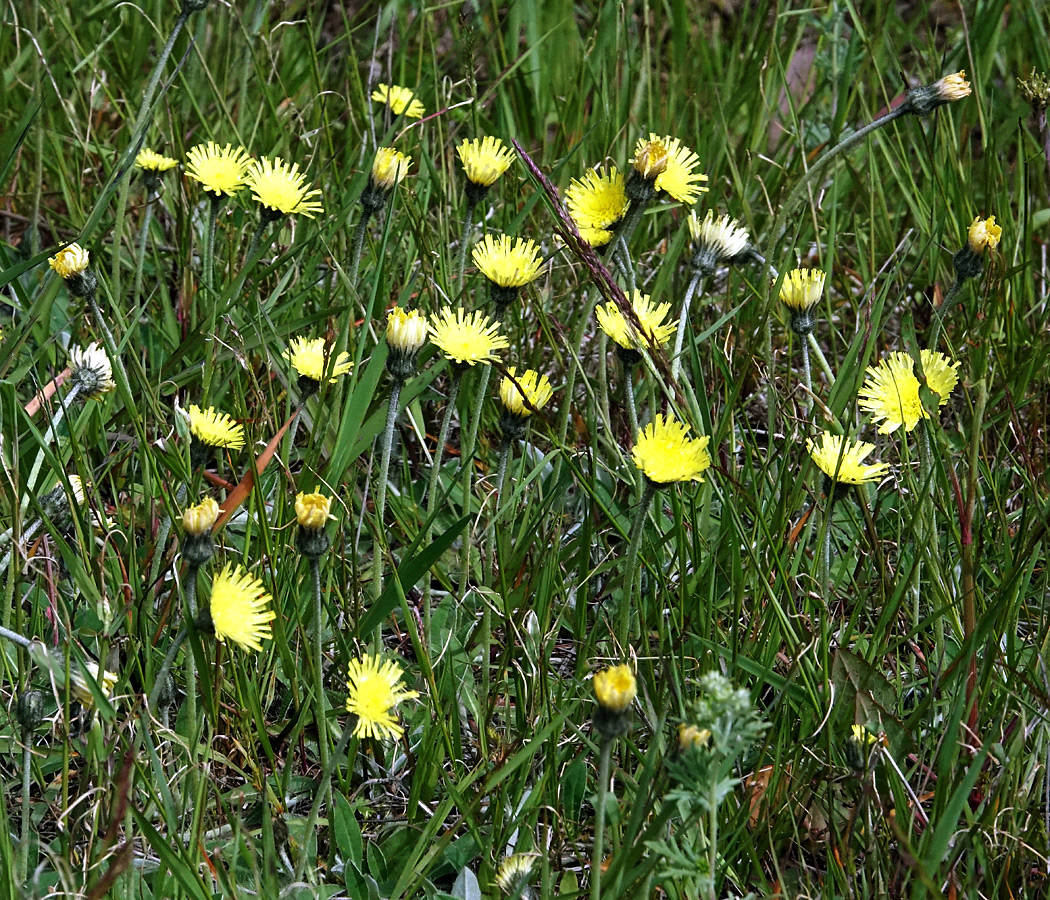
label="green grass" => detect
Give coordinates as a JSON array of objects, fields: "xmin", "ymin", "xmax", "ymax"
[{"xmin": 1, "ymin": 0, "xmax": 1049, "ymax": 897}]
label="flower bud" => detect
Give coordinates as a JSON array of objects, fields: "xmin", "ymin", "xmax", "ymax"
[
  {"xmin": 295, "ymin": 489, "xmax": 333, "ymax": 558},
  {"xmin": 16, "ymin": 690, "xmax": 46, "ymax": 733},
  {"xmin": 593, "ymin": 664, "xmax": 637, "ymax": 739}
]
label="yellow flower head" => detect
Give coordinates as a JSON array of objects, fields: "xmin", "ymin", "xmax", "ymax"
[
  {"xmin": 934, "ymin": 71, "xmax": 972, "ymax": 102},
  {"xmin": 295, "ymin": 488, "xmax": 333, "ymax": 530},
  {"xmin": 49, "ymin": 243, "xmax": 90, "ymax": 279},
  {"xmin": 920, "ymin": 349, "xmax": 961, "ymax": 404},
  {"xmin": 779, "ymin": 268, "xmax": 827, "ymax": 312},
  {"xmin": 472, "ymin": 234, "xmax": 543, "ymax": 288},
  {"xmin": 70, "ymin": 661, "xmax": 118, "ymax": 708},
  {"xmin": 687, "ymin": 210, "xmax": 750, "ymax": 269},
  {"xmin": 632, "ymin": 414, "xmax": 712, "ymax": 484},
  {"xmin": 457, "ymin": 136, "xmax": 514, "ymax": 187},
  {"xmin": 632, "ymin": 133, "xmax": 708, "ymax": 204},
  {"xmin": 135, "ymin": 148, "xmax": 178, "ymax": 173},
  {"xmin": 596, "ymin": 291, "xmax": 677, "ymax": 351},
  {"xmin": 593, "ymin": 664, "xmax": 637, "ymax": 712},
  {"xmin": 851, "ymin": 724, "xmax": 877, "ymax": 745},
  {"xmin": 371, "ymin": 147, "xmax": 411, "ymax": 190},
  {"xmin": 284, "ymin": 336, "xmax": 353, "ymax": 383},
  {"xmin": 372, "ymin": 83, "xmax": 425, "ymax": 119},
  {"xmin": 345, "ymin": 654, "xmax": 420, "ymax": 740},
  {"xmin": 499, "ymin": 367, "xmax": 554, "ymax": 417},
  {"xmin": 495, "ymin": 854, "xmax": 538, "ymax": 896},
  {"xmin": 182, "ymin": 497, "xmax": 220, "ymax": 536},
  {"xmin": 246, "ymin": 157, "xmax": 324, "ymax": 218},
  {"xmin": 67, "ymin": 475, "xmax": 87, "ymax": 506},
  {"xmin": 428, "ymin": 307, "xmax": 510, "ymax": 366},
  {"xmin": 566, "ymin": 166, "xmax": 629, "ymax": 246},
  {"xmin": 857, "ymin": 352, "xmax": 925, "ymax": 434},
  {"xmin": 185, "ymin": 142, "xmax": 252, "ymax": 196},
  {"xmin": 967, "ymin": 215, "xmax": 1001, "ymax": 254},
  {"xmin": 69, "ymin": 342, "xmax": 115, "ymax": 399},
  {"xmin": 678, "ymin": 724, "xmax": 712, "ymax": 751},
  {"xmin": 206, "ymin": 564, "xmax": 275, "ymax": 652},
  {"xmin": 807, "ymin": 432, "xmax": 889, "ymax": 485},
  {"xmin": 187, "ymin": 404, "xmax": 246, "ymax": 449},
  {"xmin": 386, "ymin": 306, "xmax": 428, "ymax": 353}
]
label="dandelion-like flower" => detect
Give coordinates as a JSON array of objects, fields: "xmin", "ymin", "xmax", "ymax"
[
  {"xmin": 472, "ymin": 234, "xmax": 543, "ymax": 299},
  {"xmin": 371, "ymin": 83, "xmax": 424, "ymax": 119},
  {"xmin": 779, "ymin": 268, "xmax": 827, "ymax": 335},
  {"xmin": 495, "ymin": 854, "xmax": 538, "ymax": 896},
  {"xmin": 632, "ymin": 414, "xmax": 711, "ymax": 484},
  {"xmin": 371, "ymin": 147, "xmax": 411, "ymax": 191},
  {"xmin": 70, "ymin": 661, "xmax": 118, "ymax": 708},
  {"xmin": 428, "ymin": 307, "xmax": 509, "ymax": 366},
  {"xmin": 858, "ymin": 350, "xmax": 959, "ymax": 434},
  {"xmin": 185, "ymin": 142, "xmax": 252, "ymax": 197},
  {"xmin": 69, "ymin": 342, "xmax": 115, "ymax": 399},
  {"xmin": 295, "ymin": 488, "xmax": 332, "ymax": 530},
  {"xmin": 596, "ymin": 291, "xmax": 677, "ymax": 352},
  {"xmin": 345, "ymin": 654, "xmax": 419, "ymax": 740},
  {"xmin": 566, "ymin": 166, "xmax": 629, "ymax": 247},
  {"xmin": 49, "ymin": 243, "xmax": 90, "ymax": 279},
  {"xmin": 135, "ymin": 148, "xmax": 178, "ymax": 173},
  {"xmin": 187, "ymin": 404, "xmax": 245, "ymax": 449},
  {"xmin": 933, "ymin": 71, "xmax": 972, "ymax": 103},
  {"xmin": 246, "ymin": 157, "xmax": 324, "ymax": 219},
  {"xmin": 457, "ymin": 136, "xmax": 514, "ymax": 191},
  {"xmin": 593, "ymin": 664, "xmax": 637, "ymax": 712},
  {"xmin": 182, "ymin": 497, "xmax": 220, "ymax": 536},
  {"xmin": 904, "ymin": 70, "xmax": 972, "ymax": 116},
  {"xmin": 499, "ymin": 368, "xmax": 554, "ymax": 418},
  {"xmin": 284, "ymin": 336, "xmax": 353, "ymax": 385},
  {"xmin": 631, "ymin": 133, "xmax": 708, "ymax": 204},
  {"xmin": 203, "ymin": 564, "xmax": 275, "ymax": 652},
  {"xmin": 967, "ymin": 215, "xmax": 1001, "ymax": 254},
  {"xmin": 386, "ymin": 306, "xmax": 428, "ymax": 381},
  {"xmin": 919, "ymin": 348, "xmax": 960, "ymax": 403},
  {"xmin": 807, "ymin": 432, "xmax": 889, "ymax": 485},
  {"xmin": 687, "ymin": 209, "xmax": 750, "ymax": 273}
]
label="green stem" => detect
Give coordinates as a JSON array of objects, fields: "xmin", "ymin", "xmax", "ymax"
[
  {"xmin": 0, "ymin": 624, "xmax": 32, "ymax": 649},
  {"xmin": 310, "ymin": 556, "xmax": 330, "ymax": 780},
  {"xmin": 133, "ymin": 189, "xmax": 156, "ymax": 307},
  {"xmin": 590, "ymin": 737, "xmax": 613, "ymax": 900},
  {"xmin": 455, "ymin": 197, "xmax": 479, "ymax": 284},
  {"xmin": 618, "ymin": 479, "xmax": 658, "ymax": 646},
  {"xmin": 806, "ymin": 333, "xmax": 835, "ymax": 383},
  {"xmin": 148, "ymin": 483, "xmax": 188, "ymax": 610},
  {"xmin": 927, "ymin": 275, "xmax": 965, "ymax": 351},
  {"xmin": 88, "ymin": 294, "xmax": 137, "ymax": 418},
  {"xmin": 459, "ymin": 365, "xmax": 493, "ymax": 587},
  {"xmin": 800, "ymin": 336, "xmax": 813, "ymax": 416},
  {"xmin": 19, "ymin": 741, "xmax": 31, "ymax": 883},
  {"xmin": 371, "ymin": 380, "xmax": 403, "ymax": 602},
  {"xmin": 623, "ymin": 362, "xmax": 639, "ymax": 444},
  {"xmin": 487, "ymin": 436, "xmax": 513, "ymax": 584},
  {"xmin": 203, "ymin": 192, "xmax": 221, "ymax": 292},
  {"xmin": 705, "ymin": 778, "xmax": 719, "ymax": 900},
  {"xmin": 348, "ymin": 207, "xmax": 373, "ymax": 290},
  {"xmin": 671, "ymin": 271, "xmax": 704, "ymax": 381},
  {"xmin": 183, "ymin": 566, "xmax": 199, "ymax": 751},
  {"xmin": 147, "ymin": 624, "xmax": 189, "ymax": 711},
  {"xmin": 819, "ymin": 492, "xmax": 835, "ymax": 602}
]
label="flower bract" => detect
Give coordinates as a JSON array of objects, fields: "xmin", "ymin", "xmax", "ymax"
[
  {"xmin": 246, "ymin": 157, "xmax": 323, "ymax": 218},
  {"xmin": 499, "ymin": 368, "xmax": 554, "ymax": 417},
  {"xmin": 284, "ymin": 336, "xmax": 353, "ymax": 383},
  {"xmin": 457, "ymin": 136, "xmax": 514, "ymax": 187},
  {"xmin": 632, "ymin": 414, "xmax": 711, "ymax": 484},
  {"xmin": 206, "ymin": 564, "xmax": 275, "ymax": 652},
  {"xmin": 185, "ymin": 142, "xmax": 252, "ymax": 196},
  {"xmin": 49, "ymin": 244, "xmax": 90, "ymax": 279},
  {"xmin": 428, "ymin": 307, "xmax": 509, "ymax": 366},
  {"xmin": 566, "ymin": 166, "xmax": 629, "ymax": 247},
  {"xmin": 371, "ymin": 147, "xmax": 411, "ymax": 190},
  {"xmin": 135, "ymin": 148, "xmax": 178, "ymax": 172},
  {"xmin": 371, "ymin": 83, "xmax": 424, "ymax": 119},
  {"xmin": 807, "ymin": 431, "xmax": 889, "ymax": 485},
  {"xmin": 596, "ymin": 291, "xmax": 677, "ymax": 351},
  {"xmin": 632, "ymin": 133, "xmax": 708, "ymax": 204},
  {"xmin": 472, "ymin": 234, "xmax": 543, "ymax": 288},
  {"xmin": 187, "ymin": 404, "xmax": 245, "ymax": 449},
  {"xmin": 593, "ymin": 664, "xmax": 637, "ymax": 712},
  {"xmin": 345, "ymin": 654, "xmax": 419, "ymax": 740}
]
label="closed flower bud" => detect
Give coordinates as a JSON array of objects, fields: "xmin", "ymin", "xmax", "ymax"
[
  {"xmin": 182, "ymin": 497, "xmax": 220, "ymax": 536},
  {"xmin": 296, "ymin": 489, "xmax": 333, "ymax": 558},
  {"xmin": 967, "ymin": 215, "xmax": 1001, "ymax": 254},
  {"xmin": 16, "ymin": 690, "xmax": 46, "ymax": 733},
  {"xmin": 593, "ymin": 663, "xmax": 637, "ymax": 738},
  {"xmin": 903, "ymin": 70, "xmax": 971, "ymax": 117}
]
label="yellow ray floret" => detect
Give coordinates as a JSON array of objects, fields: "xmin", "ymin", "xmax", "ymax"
[
  {"xmin": 207, "ymin": 564, "xmax": 275, "ymax": 652},
  {"xmin": 457, "ymin": 136, "xmax": 514, "ymax": 187},
  {"xmin": 807, "ymin": 431, "xmax": 889, "ymax": 485},
  {"xmin": 246, "ymin": 157, "xmax": 324, "ymax": 218},
  {"xmin": 472, "ymin": 234, "xmax": 543, "ymax": 288},
  {"xmin": 632, "ymin": 414, "xmax": 711, "ymax": 484},
  {"xmin": 345, "ymin": 654, "xmax": 419, "ymax": 740},
  {"xmin": 428, "ymin": 307, "xmax": 509, "ymax": 365},
  {"xmin": 187, "ymin": 404, "xmax": 246, "ymax": 449},
  {"xmin": 284, "ymin": 336, "xmax": 353, "ymax": 383},
  {"xmin": 185, "ymin": 142, "xmax": 252, "ymax": 196},
  {"xmin": 596, "ymin": 291, "xmax": 677, "ymax": 351},
  {"xmin": 499, "ymin": 368, "xmax": 554, "ymax": 417},
  {"xmin": 371, "ymin": 83, "xmax": 424, "ymax": 119}
]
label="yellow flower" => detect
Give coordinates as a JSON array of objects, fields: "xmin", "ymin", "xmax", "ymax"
[
  {"xmin": 206, "ymin": 564, "xmax": 275, "ymax": 651},
  {"xmin": 135, "ymin": 148, "xmax": 178, "ymax": 172},
  {"xmin": 851, "ymin": 724, "xmax": 877, "ymax": 745},
  {"xmin": 857, "ymin": 352, "xmax": 925, "ymax": 434},
  {"xmin": 632, "ymin": 414, "xmax": 711, "ymax": 484},
  {"xmin": 807, "ymin": 431, "xmax": 889, "ymax": 485},
  {"xmin": 919, "ymin": 349, "xmax": 960, "ymax": 403},
  {"xmin": 593, "ymin": 664, "xmax": 637, "ymax": 712},
  {"xmin": 185, "ymin": 142, "xmax": 252, "ymax": 196},
  {"xmin": 566, "ymin": 166, "xmax": 629, "ymax": 246},
  {"xmin": 933, "ymin": 70, "xmax": 972, "ymax": 102},
  {"xmin": 284, "ymin": 336, "xmax": 353, "ymax": 383},
  {"xmin": 371, "ymin": 83, "xmax": 424, "ymax": 119},
  {"xmin": 182, "ymin": 497, "xmax": 220, "ymax": 536},
  {"xmin": 779, "ymin": 268, "xmax": 826, "ymax": 311},
  {"xmin": 687, "ymin": 210, "xmax": 750, "ymax": 270},
  {"xmin": 69, "ymin": 342, "xmax": 115, "ymax": 399},
  {"xmin": 428, "ymin": 307, "xmax": 509, "ymax": 366},
  {"xmin": 70, "ymin": 661, "xmax": 118, "ymax": 708},
  {"xmin": 187, "ymin": 404, "xmax": 246, "ymax": 449},
  {"xmin": 246, "ymin": 156, "xmax": 324, "ymax": 218},
  {"xmin": 678, "ymin": 724, "xmax": 712, "ymax": 751},
  {"xmin": 472, "ymin": 234, "xmax": 543, "ymax": 288},
  {"xmin": 631, "ymin": 136, "xmax": 669, "ymax": 179},
  {"xmin": 345, "ymin": 654, "xmax": 419, "ymax": 740},
  {"xmin": 67, "ymin": 475, "xmax": 87, "ymax": 506},
  {"xmin": 295, "ymin": 488, "xmax": 332, "ymax": 530},
  {"xmin": 457, "ymin": 136, "xmax": 514, "ymax": 187},
  {"xmin": 495, "ymin": 854, "xmax": 538, "ymax": 896},
  {"xmin": 371, "ymin": 147, "xmax": 411, "ymax": 190},
  {"xmin": 386, "ymin": 306, "xmax": 428, "ymax": 352},
  {"xmin": 596, "ymin": 291, "xmax": 677, "ymax": 351},
  {"xmin": 967, "ymin": 215, "xmax": 1001, "ymax": 253},
  {"xmin": 632, "ymin": 133, "xmax": 708, "ymax": 204},
  {"xmin": 49, "ymin": 243, "xmax": 90, "ymax": 279},
  {"xmin": 499, "ymin": 368, "xmax": 554, "ymax": 417}
]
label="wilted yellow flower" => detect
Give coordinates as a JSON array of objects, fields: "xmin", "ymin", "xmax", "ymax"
[
  {"xmin": 182, "ymin": 497, "xmax": 220, "ymax": 536},
  {"xmin": 428, "ymin": 307, "xmax": 509, "ymax": 366},
  {"xmin": 185, "ymin": 142, "xmax": 252, "ymax": 196},
  {"xmin": 345, "ymin": 654, "xmax": 419, "ymax": 740},
  {"xmin": 933, "ymin": 71, "xmax": 972, "ymax": 103},
  {"xmin": 371, "ymin": 83, "xmax": 424, "ymax": 119},
  {"xmin": 687, "ymin": 210, "xmax": 750, "ymax": 271},
  {"xmin": 135, "ymin": 148, "xmax": 178, "ymax": 173},
  {"xmin": 70, "ymin": 661, "xmax": 118, "ymax": 708},
  {"xmin": 631, "ymin": 136, "xmax": 670, "ymax": 179},
  {"xmin": 371, "ymin": 147, "xmax": 411, "ymax": 190},
  {"xmin": 295, "ymin": 489, "xmax": 332, "ymax": 530},
  {"xmin": 596, "ymin": 291, "xmax": 677, "ymax": 352},
  {"xmin": 246, "ymin": 157, "xmax": 324, "ymax": 218},
  {"xmin": 495, "ymin": 854, "xmax": 538, "ymax": 896},
  {"xmin": 967, "ymin": 215, "xmax": 1001, "ymax": 254},
  {"xmin": 205, "ymin": 564, "xmax": 275, "ymax": 651},
  {"xmin": 678, "ymin": 723, "xmax": 712, "ymax": 751},
  {"xmin": 632, "ymin": 414, "xmax": 712, "ymax": 484},
  {"xmin": 499, "ymin": 368, "xmax": 553, "ymax": 417},
  {"xmin": 472, "ymin": 234, "xmax": 543, "ymax": 289},
  {"xmin": 632, "ymin": 133, "xmax": 708, "ymax": 203},
  {"xmin": 187, "ymin": 404, "xmax": 245, "ymax": 449},
  {"xmin": 566, "ymin": 166, "xmax": 629, "ymax": 247},
  {"xmin": 284, "ymin": 336, "xmax": 353, "ymax": 383},
  {"xmin": 807, "ymin": 432, "xmax": 889, "ymax": 485},
  {"xmin": 69, "ymin": 342, "xmax": 115, "ymax": 399},
  {"xmin": 49, "ymin": 244, "xmax": 90, "ymax": 279},
  {"xmin": 593, "ymin": 664, "xmax": 637, "ymax": 712},
  {"xmin": 457, "ymin": 136, "xmax": 514, "ymax": 188}
]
